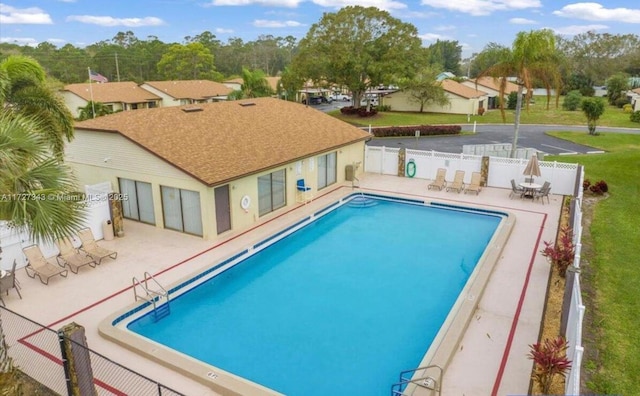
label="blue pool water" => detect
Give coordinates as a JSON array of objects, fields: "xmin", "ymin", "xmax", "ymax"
[{"xmin": 127, "ymin": 196, "xmax": 502, "ymax": 395}]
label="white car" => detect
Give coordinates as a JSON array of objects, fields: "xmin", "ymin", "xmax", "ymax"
[{"xmin": 333, "ymin": 93, "xmax": 352, "ymax": 102}]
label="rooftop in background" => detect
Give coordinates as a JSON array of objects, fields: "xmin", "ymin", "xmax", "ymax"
[
  {"xmin": 142, "ymin": 80, "xmax": 233, "ymax": 100},
  {"xmin": 61, "ymin": 82, "xmax": 161, "ymax": 103}
]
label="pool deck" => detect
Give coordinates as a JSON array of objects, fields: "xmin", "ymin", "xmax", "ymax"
[{"xmin": 4, "ymin": 172, "xmax": 562, "ymax": 396}]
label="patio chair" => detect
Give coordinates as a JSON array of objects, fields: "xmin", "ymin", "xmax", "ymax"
[
  {"xmin": 510, "ymin": 179, "xmax": 525, "ymax": 199},
  {"xmin": 446, "ymin": 170, "xmax": 465, "ymax": 193},
  {"xmin": 428, "ymin": 168, "xmax": 447, "ymax": 191},
  {"xmin": 55, "ymin": 237, "xmax": 97, "ymax": 274},
  {"xmin": 77, "ymin": 228, "xmax": 118, "ymax": 264},
  {"xmin": 533, "ymin": 181, "xmax": 551, "ymax": 204},
  {"xmin": 464, "ymin": 172, "xmax": 482, "ymax": 195},
  {"xmin": 23, "ymin": 245, "xmax": 68, "ymax": 285},
  {"xmin": 0, "ymin": 260, "xmax": 22, "ymax": 305},
  {"xmin": 296, "ymin": 179, "xmax": 313, "ymax": 204}
]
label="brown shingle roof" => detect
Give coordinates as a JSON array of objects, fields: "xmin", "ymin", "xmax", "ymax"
[
  {"xmin": 441, "ymin": 79, "xmax": 487, "ymax": 99},
  {"xmin": 75, "ymin": 98, "xmax": 370, "ymax": 186},
  {"xmin": 144, "ymin": 80, "xmax": 233, "ymax": 99},
  {"xmin": 471, "ymin": 77, "xmax": 520, "ymax": 93},
  {"xmin": 61, "ymin": 82, "xmax": 161, "ymax": 103}
]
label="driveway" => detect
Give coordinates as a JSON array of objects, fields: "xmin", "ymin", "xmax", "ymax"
[{"xmin": 366, "ymin": 124, "xmax": 640, "ymax": 155}]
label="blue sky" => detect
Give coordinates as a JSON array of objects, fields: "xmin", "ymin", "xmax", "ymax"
[{"xmin": 1, "ymin": 0, "xmax": 639, "ymax": 58}]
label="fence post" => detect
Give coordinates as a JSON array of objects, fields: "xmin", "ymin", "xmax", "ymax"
[
  {"xmin": 561, "ymin": 267, "xmax": 580, "ymax": 335},
  {"xmin": 58, "ymin": 322, "xmax": 98, "ymax": 396},
  {"xmin": 58, "ymin": 329, "xmax": 73, "ymax": 396}
]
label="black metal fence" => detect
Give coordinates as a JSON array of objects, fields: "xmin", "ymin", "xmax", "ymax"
[{"xmin": 0, "ymin": 306, "xmax": 184, "ymax": 396}]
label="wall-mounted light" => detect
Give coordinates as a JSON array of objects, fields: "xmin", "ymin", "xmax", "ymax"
[{"xmin": 103, "ymin": 157, "xmax": 111, "ymax": 163}]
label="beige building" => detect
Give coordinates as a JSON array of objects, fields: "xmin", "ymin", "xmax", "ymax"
[
  {"xmin": 140, "ymin": 80, "xmax": 233, "ymax": 106},
  {"xmin": 68, "ymin": 98, "xmax": 369, "ymax": 240},
  {"xmin": 223, "ymin": 76, "xmax": 281, "ymax": 94},
  {"xmin": 60, "ymin": 82, "xmax": 162, "ymax": 118},
  {"xmin": 629, "ymin": 87, "xmax": 640, "ymax": 111},
  {"xmin": 384, "ymin": 79, "xmax": 488, "ymax": 115},
  {"xmin": 461, "ymin": 76, "xmax": 521, "ymax": 109}
]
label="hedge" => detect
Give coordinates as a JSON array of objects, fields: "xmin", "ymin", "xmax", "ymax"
[{"xmin": 370, "ymin": 125, "xmax": 462, "ymax": 137}]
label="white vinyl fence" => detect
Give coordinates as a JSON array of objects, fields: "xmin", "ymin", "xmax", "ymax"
[
  {"xmin": 364, "ymin": 146, "xmax": 579, "ymax": 195},
  {"xmin": 0, "ymin": 182, "xmax": 113, "ymax": 271}
]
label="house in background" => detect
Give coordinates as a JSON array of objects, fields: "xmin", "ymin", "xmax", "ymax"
[
  {"xmin": 223, "ymin": 76, "xmax": 281, "ymax": 95},
  {"xmin": 436, "ymin": 72, "xmax": 455, "ymax": 81},
  {"xmin": 461, "ymin": 76, "xmax": 521, "ymax": 109},
  {"xmin": 67, "ymin": 98, "xmax": 369, "ymax": 240},
  {"xmin": 383, "ymin": 79, "xmax": 488, "ymax": 115},
  {"xmin": 140, "ymin": 80, "xmax": 233, "ymax": 106},
  {"xmin": 628, "ymin": 87, "xmax": 640, "ymax": 111},
  {"xmin": 60, "ymin": 82, "xmax": 162, "ymax": 119}
]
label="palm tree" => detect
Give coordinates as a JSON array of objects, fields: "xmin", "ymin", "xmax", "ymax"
[
  {"xmin": 77, "ymin": 100, "xmax": 113, "ymax": 120},
  {"xmin": 1, "ymin": 56, "xmax": 85, "ymax": 374},
  {"xmin": 239, "ymin": 67, "xmax": 274, "ymax": 98},
  {"xmin": 479, "ymin": 29, "xmax": 561, "ymax": 158}
]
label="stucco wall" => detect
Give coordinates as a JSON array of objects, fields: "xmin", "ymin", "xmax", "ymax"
[{"xmin": 384, "ymin": 90, "xmax": 483, "ymax": 115}]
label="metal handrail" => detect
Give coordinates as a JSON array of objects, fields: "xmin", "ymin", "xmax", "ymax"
[
  {"xmin": 132, "ymin": 272, "xmax": 169, "ymax": 305},
  {"xmin": 391, "ymin": 364, "xmax": 443, "ymax": 395}
]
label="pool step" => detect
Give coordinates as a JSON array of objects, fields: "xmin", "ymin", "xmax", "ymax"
[
  {"xmin": 154, "ymin": 302, "xmax": 171, "ymax": 322},
  {"xmin": 133, "ymin": 272, "xmax": 171, "ymax": 322},
  {"xmin": 347, "ymin": 195, "xmax": 377, "ymax": 208}
]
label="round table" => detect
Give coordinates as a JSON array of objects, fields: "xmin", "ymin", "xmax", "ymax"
[{"xmin": 519, "ymin": 182, "xmax": 542, "ymax": 198}]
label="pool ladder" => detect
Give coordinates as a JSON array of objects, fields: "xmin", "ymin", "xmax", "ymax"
[
  {"xmin": 133, "ymin": 272, "xmax": 170, "ymax": 322},
  {"xmin": 390, "ymin": 364, "xmax": 443, "ymax": 396}
]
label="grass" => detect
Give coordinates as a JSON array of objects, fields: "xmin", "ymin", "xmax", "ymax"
[
  {"xmin": 544, "ymin": 131, "xmax": 640, "ymax": 395},
  {"xmin": 330, "ymin": 96, "xmax": 639, "ymax": 129}
]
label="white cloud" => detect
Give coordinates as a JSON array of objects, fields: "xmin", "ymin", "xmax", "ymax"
[
  {"xmin": 420, "ymin": 0, "xmax": 541, "ymax": 16},
  {"xmin": 0, "ymin": 4, "xmax": 53, "ymax": 24},
  {"xmin": 253, "ymin": 19, "xmax": 303, "ymax": 28},
  {"xmin": 66, "ymin": 15, "xmax": 164, "ymax": 27},
  {"xmin": 419, "ymin": 33, "xmax": 451, "ymax": 41},
  {"xmin": 312, "ymin": 0, "xmax": 407, "ymax": 11},
  {"xmin": 509, "ymin": 17, "xmax": 537, "ymax": 24},
  {"xmin": 553, "ymin": 3, "xmax": 640, "ymax": 23},
  {"xmin": 208, "ymin": 0, "xmax": 301, "ymax": 7},
  {"xmin": 434, "ymin": 24, "xmax": 456, "ymax": 31},
  {"xmin": 0, "ymin": 36, "xmax": 39, "ymax": 46},
  {"xmin": 215, "ymin": 28, "xmax": 234, "ymax": 34},
  {"xmin": 551, "ymin": 24, "xmax": 608, "ymax": 35}
]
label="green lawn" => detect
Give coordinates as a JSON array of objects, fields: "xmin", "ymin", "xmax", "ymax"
[
  {"xmin": 545, "ymin": 131, "xmax": 640, "ymax": 395},
  {"xmin": 330, "ymin": 96, "xmax": 638, "ymax": 129}
]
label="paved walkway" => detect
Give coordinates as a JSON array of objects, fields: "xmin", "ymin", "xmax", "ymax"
[{"xmin": 4, "ymin": 173, "xmax": 562, "ymax": 395}]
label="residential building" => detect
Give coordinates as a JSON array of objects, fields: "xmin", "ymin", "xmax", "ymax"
[
  {"xmin": 140, "ymin": 80, "xmax": 233, "ymax": 106},
  {"xmin": 461, "ymin": 76, "xmax": 521, "ymax": 109},
  {"xmin": 59, "ymin": 82, "xmax": 162, "ymax": 118}
]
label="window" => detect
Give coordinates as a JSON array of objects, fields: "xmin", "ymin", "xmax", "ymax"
[
  {"xmin": 258, "ymin": 170, "xmax": 286, "ymax": 217},
  {"xmin": 317, "ymin": 152, "xmax": 337, "ymax": 190},
  {"xmin": 160, "ymin": 186, "xmax": 203, "ymax": 236},
  {"xmin": 118, "ymin": 179, "xmax": 155, "ymax": 224}
]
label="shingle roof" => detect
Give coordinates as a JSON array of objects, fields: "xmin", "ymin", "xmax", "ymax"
[
  {"xmin": 75, "ymin": 98, "xmax": 370, "ymax": 186},
  {"xmin": 441, "ymin": 79, "xmax": 487, "ymax": 99},
  {"xmin": 471, "ymin": 77, "xmax": 520, "ymax": 93},
  {"xmin": 143, "ymin": 80, "xmax": 233, "ymax": 99},
  {"xmin": 61, "ymin": 82, "xmax": 161, "ymax": 103}
]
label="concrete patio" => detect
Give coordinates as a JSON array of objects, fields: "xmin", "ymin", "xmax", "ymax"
[{"xmin": 3, "ymin": 172, "xmax": 562, "ymax": 395}]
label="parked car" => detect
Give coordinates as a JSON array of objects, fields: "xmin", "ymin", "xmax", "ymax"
[
  {"xmin": 333, "ymin": 93, "xmax": 352, "ymax": 102},
  {"xmin": 321, "ymin": 96, "xmax": 333, "ymax": 104},
  {"xmin": 302, "ymin": 96, "xmax": 323, "ymax": 105}
]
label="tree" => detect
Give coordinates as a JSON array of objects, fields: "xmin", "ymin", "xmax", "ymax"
[
  {"xmin": 280, "ymin": 66, "xmax": 306, "ymax": 101},
  {"xmin": 478, "ymin": 29, "xmax": 562, "ymax": 157},
  {"xmin": 469, "ymin": 43, "xmax": 510, "ymax": 78},
  {"xmin": 581, "ymin": 97, "xmax": 606, "ymax": 135},
  {"xmin": 77, "ymin": 101, "xmax": 114, "ymax": 120},
  {"xmin": 562, "ymin": 90, "xmax": 583, "ymax": 111},
  {"xmin": 291, "ymin": 6, "xmax": 422, "ymax": 108},
  {"xmin": 427, "ymin": 40, "xmax": 462, "ymax": 75},
  {"xmin": 157, "ymin": 42, "xmax": 222, "ymax": 81},
  {"xmin": 398, "ymin": 67, "xmax": 450, "ymax": 113},
  {"xmin": 605, "ymin": 72, "xmax": 629, "ymax": 105},
  {"xmin": 228, "ymin": 67, "xmax": 274, "ymax": 100}
]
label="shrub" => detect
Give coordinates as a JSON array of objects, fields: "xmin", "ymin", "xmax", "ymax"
[
  {"xmin": 541, "ymin": 226, "xmax": 575, "ymax": 277},
  {"xmin": 583, "ymin": 179, "xmax": 591, "ymax": 190},
  {"xmin": 477, "ymin": 107, "xmax": 485, "ymax": 115},
  {"xmin": 589, "ymin": 180, "xmax": 608, "ymax": 194},
  {"xmin": 507, "ymin": 91, "xmax": 518, "ymax": 110},
  {"xmin": 614, "ymin": 97, "xmax": 630, "ymax": 108},
  {"xmin": 370, "ymin": 125, "xmax": 461, "ymax": 138},
  {"xmin": 562, "ymin": 90, "xmax": 582, "ymax": 111},
  {"xmin": 622, "ymin": 104, "xmax": 633, "ymax": 113},
  {"xmin": 528, "ymin": 336, "xmax": 572, "ymax": 394},
  {"xmin": 377, "ymin": 104, "xmax": 391, "ymax": 112},
  {"xmin": 631, "ymin": 110, "xmax": 640, "ymax": 123}
]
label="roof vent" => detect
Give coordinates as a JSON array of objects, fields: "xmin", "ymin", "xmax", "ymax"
[
  {"xmin": 182, "ymin": 106, "xmax": 203, "ymax": 113},
  {"xmin": 239, "ymin": 102, "xmax": 256, "ymax": 107}
]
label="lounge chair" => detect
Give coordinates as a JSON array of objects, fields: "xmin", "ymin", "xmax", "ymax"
[
  {"xmin": 428, "ymin": 168, "xmax": 447, "ymax": 191},
  {"xmin": 446, "ymin": 170, "xmax": 465, "ymax": 193},
  {"xmin": 23, "ymin": 245, "xmax": 68, "ymax": 285},
  {"xmin": 77, "ymin": 228, "xmax": 117, "ymax": 264},
  {"xmin": 533, "ymin": 181, "xmax": 551, "ymax": 204},
  {"xmin": 0, "ymin": 260, "xmax": 22, "ymax": 305},
  {"xmin": 296, "ymin": 179, "xmax": 313, "ymax": 204},
  {"xmin": 510, "ymin": 179, "xmax": 524, "ymax": 199},
  {"xmin": 464, "ymin": 172, "xmax": 482, "ymax": 195},
  {"xmin": 55, "ymin": 237, "xmax": 97, "ymax": 274}
]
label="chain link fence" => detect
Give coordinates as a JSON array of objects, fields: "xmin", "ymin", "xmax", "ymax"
[{"xmin": 1, "ymin": 306, "xmax": 184, "ymax": 396}]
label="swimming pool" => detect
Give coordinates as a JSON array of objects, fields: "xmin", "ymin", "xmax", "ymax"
[{"xmin": 101, "ymin": 193, "xmax": 513, "ymax": 395}]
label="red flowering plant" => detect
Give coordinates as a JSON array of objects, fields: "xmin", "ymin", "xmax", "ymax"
[
  {"xmin": 528, "ymin": 336, "xmax": 572, "ymax": 393},
  {"xmin": 541, "ymin": 226, "xmax": 575, "ymax": 277}
]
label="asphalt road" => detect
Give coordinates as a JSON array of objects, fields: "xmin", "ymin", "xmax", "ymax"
[{"xmin": 365, "ymin": 124, "xmax": 640, "ymax": 155}]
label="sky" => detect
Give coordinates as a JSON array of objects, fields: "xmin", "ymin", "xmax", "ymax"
[{"xmin": 1, "ymin": 0, "xmax": 639, "ymax": 58}]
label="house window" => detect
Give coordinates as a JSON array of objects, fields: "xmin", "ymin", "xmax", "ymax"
[
  {"xmin": 118, "ymin": 178, "xmax": 155, "ymax": 224},
  {"xmin": 317, "ymin": 152, "xmax": 337, "ymax": 190},
  {"xmin": 258, "ymin": 169, "xmax": 286, "ymax": 217},
  {"xmin": 160, "ymin": 186, "xmax": 203, "ymax": 236}
]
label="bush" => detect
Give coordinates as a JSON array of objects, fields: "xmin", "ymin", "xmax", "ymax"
[
  {"xmin": 528, "ymin": 336, "xmax": 572, "ymax": 394},
  {"xmin": 541, "ymin": 226, "xmax": 575, "ymax": 277},
  {"xmin": 370, "ymin": 125, "xmax": 461, "ymax": 138},
  {"xmin": 589, "ymin": 180, "xmax": 608, "ymax": 195},
  {"xmin": 477, "ymin": 107, "xmax": 485, "ymax": 115},
  {"xmin": 630, "ymin": 110, "xmax": 640, "ymax": 123},
  {"xmin": 614, "ymin": 97, "xmax": 630, "ymax": 108},
  {"xmin": 583, "ymin": 179, "xmax": 591, "ymax": 190},
  {"xmin": 562, "ymin": 90, "xmax": 582, "ymax": 111},
  {"xmin": 507, "ymin": 91, "xmax": 518, "ymax": 110},
  {"xmin": 622, "ymin": 104, "xmax": 633, "ymax": 113}
]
